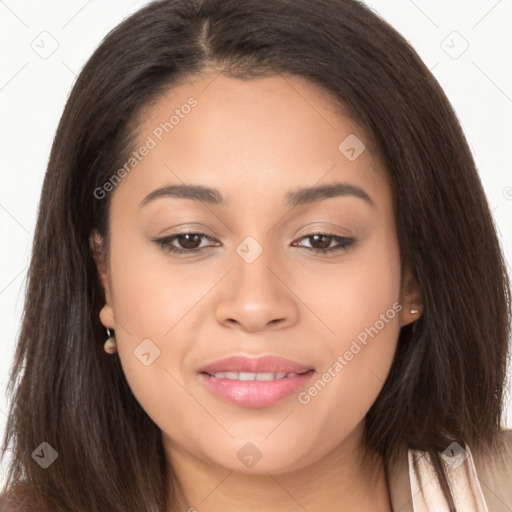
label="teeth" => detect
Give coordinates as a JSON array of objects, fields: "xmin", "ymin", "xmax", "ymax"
[{"xmin": 210, "ymin": 371, "xmax": 305, "ymax": 380}]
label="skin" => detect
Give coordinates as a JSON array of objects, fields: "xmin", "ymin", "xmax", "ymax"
[{"xmin": 93, "ymin": 71, "xmax": 422, "ymax": 511}]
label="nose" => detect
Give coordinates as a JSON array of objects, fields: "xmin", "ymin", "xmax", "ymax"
[{"xmin": 215, "ymin": 247, "xmax": 299, "ymax": 333}]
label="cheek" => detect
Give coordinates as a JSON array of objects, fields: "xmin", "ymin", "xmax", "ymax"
[
  {"xmin": 296, "ymin": 228, "xmax": 402, "ymax": 423},
  {"xmin": 295, "ymin": 295, "xmax": 401, "ymax": 460},
  {"xmin": 107, "ymin": 221, "xmax": 211, "ymax": 337},
  {"xmin": 105, "ymin": 225, "xmax": 193, "ymax": 388},
  {"xmin": 307, "ymin": 224, "xmax": 402, "ymax": 350}
]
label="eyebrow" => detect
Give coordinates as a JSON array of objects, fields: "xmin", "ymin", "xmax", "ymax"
[{"xmin": 139, "ymin": 181, "xmax": 376, "ymax": 209}]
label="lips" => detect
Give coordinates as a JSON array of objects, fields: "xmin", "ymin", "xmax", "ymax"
[
  {"xmin": 198, "ymin": 355, "xmax": 314, "ymax": 375},
  {"xmin": 197, "ymin": 355, "xmax": 316, "ymax": 408}
]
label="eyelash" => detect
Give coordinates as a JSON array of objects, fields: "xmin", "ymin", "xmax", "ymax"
[{"xmin": 152, "ymin": 232, "xmax": 357, "ymax": 255}]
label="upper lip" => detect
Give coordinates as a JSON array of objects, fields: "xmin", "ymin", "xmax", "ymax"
[{"xmin": 198, "ymin": 355, "xmax": 314, "ymax": 375}]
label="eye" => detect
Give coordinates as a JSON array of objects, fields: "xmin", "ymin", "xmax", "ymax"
[
  {"xmin": 152, "ymin": 232, "xmax": 219, "ymax": 254},
  {"xmin": 292, "ymin": 233, "xmax": 356, "ymax": 254},
  {"xmin": 152, "ymin": 231, "xmax": 356, "ymax": 255}
]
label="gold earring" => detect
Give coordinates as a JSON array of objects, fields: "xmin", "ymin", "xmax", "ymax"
[
  {"xmin": 104, "ymin": 328, "xmax": 117, "ymax": 354},
  {"xmin": 410, "ymin": 306, "xmax": 420, "ymax": 314}
]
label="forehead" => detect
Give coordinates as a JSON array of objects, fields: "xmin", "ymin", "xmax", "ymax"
[{"xmin": 110, "ymin": 72, "xmax": 390, "ymax": 214}]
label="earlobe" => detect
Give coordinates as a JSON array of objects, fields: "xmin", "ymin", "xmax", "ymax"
[
  {"xmin": 99, "ymin": 304, "xmax": 116, "ymax": 331},
  {"xmin": 399, "ymin": 266, "xmax": 423, "ymax": 327}
]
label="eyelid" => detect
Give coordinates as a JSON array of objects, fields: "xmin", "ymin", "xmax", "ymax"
[
  {"xmin": 153, "ymin": 223, "xmax": 221, "ymax": 239},
  {"xmin": 294, "ymin": 221, "xmax": 355, "ymax": 238}
]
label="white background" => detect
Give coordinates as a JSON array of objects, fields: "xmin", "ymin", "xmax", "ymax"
[{"xmin": 1, "ymin": 0, "xmax": 511, "ymax": 485}]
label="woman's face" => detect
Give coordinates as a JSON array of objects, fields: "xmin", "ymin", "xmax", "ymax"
[{"xmin": 96, "ymin": 71, "xmax": 420, "ymax": 474}]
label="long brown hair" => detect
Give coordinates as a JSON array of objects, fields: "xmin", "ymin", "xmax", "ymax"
[{"xmin": 1, "ymin": 0, "xmax": 510, "ymax": 510}]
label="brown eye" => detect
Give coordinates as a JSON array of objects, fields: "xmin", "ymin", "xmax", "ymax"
[
  {"xmin": 293, "ymin": 233, "xmax": 357, "ymax": 254},
  {"xmin": 308, "ymin": 234, "xmax": 332, "ymax": 250},
  {"xmin": 152, "ymin": 232, "xmax": 218, "ymax": 254},
  {"xmin": 175, "ymin": 233, "xmax": 202, "ymax": 250}
]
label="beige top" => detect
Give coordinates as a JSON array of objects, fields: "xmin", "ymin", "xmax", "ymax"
[{"xmin": 387, "ymin": 430, "xmax": 512, "ymax": 511}]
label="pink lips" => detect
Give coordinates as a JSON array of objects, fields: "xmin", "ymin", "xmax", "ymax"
[{"xmin": 197, "ymin": 355, "xmax": 315, "ymax": 408}]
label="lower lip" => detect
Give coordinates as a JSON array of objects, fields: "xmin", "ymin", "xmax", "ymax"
[{"xmin": 198, "ymin": 370, "xmax": 316, "ymax": 408}]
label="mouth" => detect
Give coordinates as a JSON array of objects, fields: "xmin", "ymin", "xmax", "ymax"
[
  {"xmin": 197, "ymin": 354, "xmax": 314, "ymax": 375},
  {"xmin": 197, "ymin": 355, "xmax": 316, "ymax": 408},
  {"xmin": 200, "ymin": 369, "xmax": 313, "ymax": 380}
]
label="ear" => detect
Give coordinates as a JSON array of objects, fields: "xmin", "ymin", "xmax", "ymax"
[
  {"xmin": 89, "ymin": 230, "xmax": 115, "ymax": 330},
  {"xmin": 398, "ymin": 265, "xmax": 423, "ymax": 327}
]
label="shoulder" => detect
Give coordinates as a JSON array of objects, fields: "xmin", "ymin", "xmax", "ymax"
[
  {"xmin": 471, "ymin": 429, "xmax": 512, "ymax": 511},
  {"xmin": 386, "ymin": 431, "xmax": 512, "ymax": 512}
]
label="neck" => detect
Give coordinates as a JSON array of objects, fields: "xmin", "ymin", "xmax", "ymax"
[{"xmin": 164, "ymin": 423, "xmax": 392, "ymax": 512}]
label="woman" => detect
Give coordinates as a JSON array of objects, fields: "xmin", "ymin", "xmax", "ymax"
[{"xmin": 1, "ymin": 0, "xmax": 511, "ymax": 510}]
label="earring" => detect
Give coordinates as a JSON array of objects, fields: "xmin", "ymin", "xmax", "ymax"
[
  {"xmin": 410, "ymin": 306, "xmax": 420, "ymax": 314},
  {"xmin": 104, "ymin": 328, "xmax": 117, "ymax": 354}
]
